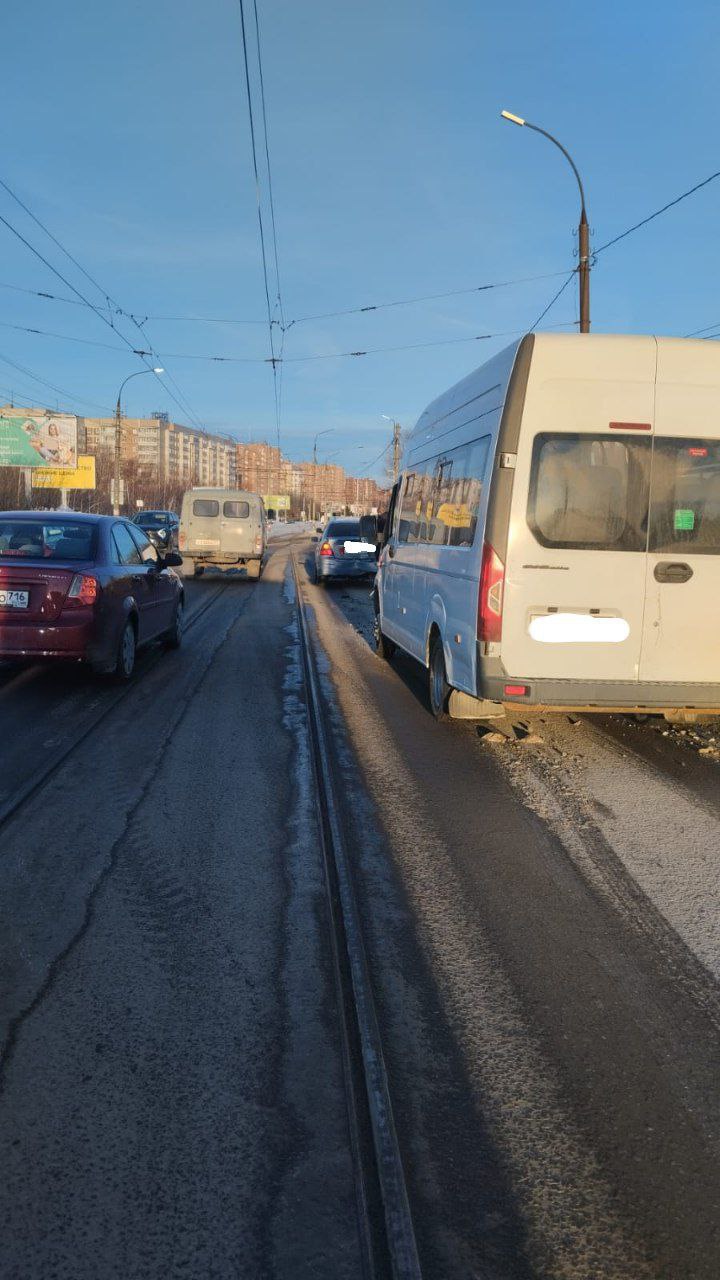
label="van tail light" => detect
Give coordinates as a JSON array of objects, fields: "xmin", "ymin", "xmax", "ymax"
[
  {"xmin": 179, "ymin": 531, "xmax": 186, "ymax": 549},
  {"xmin": 254, "ymin": 535, "xmax": 263, "ymax": 553},
  {"xmin": 64, "ymin": 574, "xmax": 99, "ymax": 609},
  {"xmin": 319, "ymin": 541, "xmax": 334, "ymax": 557},
  {"xmin": 477, "ymin": 543, "xmax": 504, "ymax": 643}
]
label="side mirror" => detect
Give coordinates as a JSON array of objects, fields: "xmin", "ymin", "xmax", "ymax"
[
  {"xmin": 315, "ymin": 526, "xmax": 323, "ymax": 534},
  {"xmin": 162, "ymin": 551, "xmax": 183, "ymax": 568}
]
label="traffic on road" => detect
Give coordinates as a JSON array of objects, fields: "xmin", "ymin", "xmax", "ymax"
[{"xmin": 3, "ymin": 3, "xmax": 720, "ymax": 1276}]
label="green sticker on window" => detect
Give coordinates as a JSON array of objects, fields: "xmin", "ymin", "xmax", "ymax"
[{"xmin": 674, "ymin": 508, "xmax": 695, "ymax": 531}]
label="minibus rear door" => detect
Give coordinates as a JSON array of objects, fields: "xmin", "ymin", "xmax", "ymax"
[
  {"xmin": 639, "ymin": 434, "xmax": 720, "ymax": 684},
  {"xmin": 501, "ymin": 430, "xmax": 652, "ymax": 684}
]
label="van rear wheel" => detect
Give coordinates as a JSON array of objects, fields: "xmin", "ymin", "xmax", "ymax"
[
  {"xmin": 429, "ymin": 634, "xmax": 450, "ymax": 720},
  {"xmin": 373, "ymin": 611, "xmax": 395, "ymax": 660}
]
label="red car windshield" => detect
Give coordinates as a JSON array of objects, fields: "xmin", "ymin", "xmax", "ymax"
[{"xmin": 0, "ymin": 520, "xmax": 97, "ymax": 561}]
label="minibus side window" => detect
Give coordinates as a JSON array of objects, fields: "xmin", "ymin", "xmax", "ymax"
[
  {"xmin": 528, "ymin": 433, "xmax": 650, "ymax": 551},
  {"xmin": 397, "ymin": 473, "xmax": 419, "ymax": 543},
  {"xmin": 649, "ymin": 439, "xmax": 720, "ymax": 555},
  {"xmin": 414, "ymin": 436, "xmax": 490, "ymax": 548}
]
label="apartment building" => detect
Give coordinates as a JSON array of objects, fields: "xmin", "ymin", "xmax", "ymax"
[{"xmin": 79, "ymin": 413, "xmax": 237, "ymax": 487}]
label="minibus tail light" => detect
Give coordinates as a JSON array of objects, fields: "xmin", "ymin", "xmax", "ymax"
[{"xmin": 477, "ymin": 543, "xmax": 504, "ymax": 643}]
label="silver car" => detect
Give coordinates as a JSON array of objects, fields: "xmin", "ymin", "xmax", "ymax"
[{"xmin": 314, "ymin": 518, "xmax": 377, "ymax": 586}]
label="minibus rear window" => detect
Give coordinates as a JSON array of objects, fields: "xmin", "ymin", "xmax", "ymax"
[
  {"xmin": 649, "ymin": 438, "xmax": 720, "ymax": 555},
  {"xmin": 193, "ymin": 499, "xmax": 219, "ymax": 517},
  {"xmin": 528, "ymin": 434, "xmax": 650, "ymax": 551}
]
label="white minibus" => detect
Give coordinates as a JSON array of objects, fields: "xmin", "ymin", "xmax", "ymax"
[
  {"xmin": 179, "ymin": 487, "xmax": 266, "ymax": 578},
  {"xmin": 366, "ymin": 333, "xmax": 720, "ymax": 722}
]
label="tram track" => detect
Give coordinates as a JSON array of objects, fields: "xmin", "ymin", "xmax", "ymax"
[
  {"xmin": 0, "ymin": 578, "xmax": 235, "ymax": 832},
  {"xmin": 291, "ymin": 552, "xmax": 422, "ymax": 1280}
]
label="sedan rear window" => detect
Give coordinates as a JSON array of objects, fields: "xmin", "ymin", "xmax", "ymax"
[
  {"xmin": 223, "ymin": 501, "xmax": 250, "ymax": 519},
  {"xmin": 326, "ymin": 521, "xmax": 361, "ymax": 539},
  {"xmin": 193, "ymin": 499, "xmax": 219, "ymax": 517},
  {"xmin": 0, "ymin": 520, "xmax": 96, "ymax": 560}
]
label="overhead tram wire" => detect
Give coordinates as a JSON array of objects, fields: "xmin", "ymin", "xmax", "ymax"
[
  {"xmin": 252, "ymin": 0, "xmax": 287, "ymax": 450},
  {"xmin": 237, "ymin": 0, "xmax": 282, "ymax": 450},
  {"xmin": 529, "ymin": 271, "xmax": 577, "ymax": 331},
  {"xmin": 0, "ymin": 178, "xmax": 206, "ymax": 434},
  {"xmin": 0, "ymin": 349, "xmax": 114, "ymax": 414},
  {"xmin": 594, "ymin": 167, "xmax": 720, "ymax": 256}
]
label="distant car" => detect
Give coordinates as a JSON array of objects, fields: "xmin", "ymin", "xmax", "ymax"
[
  {"xmin": 314, "ymin": 518, "xmax": 377, "ymax": 586},
  {"xmin": 132, "ymin": 509, "xmax": 179, "ymax": 550},
  {"xmin": 0, "ymin": 512, "xmax": 184, "ymax": 679}
]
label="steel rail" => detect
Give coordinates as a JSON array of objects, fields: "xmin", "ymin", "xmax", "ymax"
[
  {"xmin": 291, "ymin": 552, "xmax": 422, "ymax": 1280},
  {"xmin": 0, "ymin": 580, "xmax": 236, "ymax": 831}
]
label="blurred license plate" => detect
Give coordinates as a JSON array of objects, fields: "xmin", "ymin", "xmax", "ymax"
[
  {"xmin": 0, "ymin": 590, "xmax": 29, "ymax": 609},
  {"xmin": 344, "ymin": 540, "xmax": 375, "ymax": 555}
]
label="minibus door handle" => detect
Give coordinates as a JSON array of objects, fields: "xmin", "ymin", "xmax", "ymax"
[
  {"xmin": 388, "ymin": 544, "xmax": 396, "ymax": 558},
  {"xmin": 654, "ymin": 561, "xmax": 693, "ymax": 584}
]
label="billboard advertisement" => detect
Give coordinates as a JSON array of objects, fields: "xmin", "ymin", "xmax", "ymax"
[
  {"xmin": 31, "ymin": 455, "xmax": 96, "ymax": 490},
  {"xmin": 263, "ymin": 493, "xmax": 291, "ymax": 511},
  {"xmin": 0, "ymin": 413, "xmax": 77, "ymax": 468}
]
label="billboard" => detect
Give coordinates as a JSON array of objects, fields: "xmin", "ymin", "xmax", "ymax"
[
  {"xmin": 0, "ymin": 413, "xmax": 77, "ymax": 468},
  {"xmin": 263, "ymin": 493, "xmax": 291, "ymax": 511},
  {"xmin": 32, "ymin": 455, "xmax": 96, "ymax": 490}
]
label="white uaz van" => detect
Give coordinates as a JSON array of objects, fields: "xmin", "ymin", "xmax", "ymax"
[
  {"xmin": 369, "ymin": 333, "xmax": 720, "ymax": 722},
  {"xmin": 179, "ymin": 487, "xmax": 266, "ymax": 578}
]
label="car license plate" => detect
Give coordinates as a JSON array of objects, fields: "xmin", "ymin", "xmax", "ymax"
[
  {"xmin": 0, "ymin": 589, "xmax": 29, "ymax": 609},
  {"xmin": 344, "ymin": 540, "xmax": 376, "ymax": 555}
]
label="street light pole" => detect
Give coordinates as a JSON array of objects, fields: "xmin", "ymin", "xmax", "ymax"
[
  {"xmin": 381, "ymin": 415, "xmax": 403, "ymax": 482},
  {"xmin": 501, "ymin": 110, "xmax": 591, "ymax": 333},
  {"xmin": 113, "ymin": 367, "xmax": 163, "ymax": 515}
]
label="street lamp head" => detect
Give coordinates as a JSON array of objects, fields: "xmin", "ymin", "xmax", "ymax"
[
  {"xmin": 153, "ymin": 366, "xmax": 164, "ymax": 374},
  {"xmin": 501, "ymin": 110, "xmax": 525, "ymax": 126}
]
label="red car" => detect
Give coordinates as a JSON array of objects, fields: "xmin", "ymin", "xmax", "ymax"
[{"xmin": 0, "ymin": 512, "xmax": 184, "ymax": 679}]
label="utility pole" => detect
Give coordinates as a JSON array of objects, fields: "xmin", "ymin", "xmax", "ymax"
[
  {"xmin": 113, "ymin": 397, "xmax": 123, "ymax": 516},
  {"xmin": 392, "ymin": 420, "xmax": 401, "ymax": 483},
  {"xmin": 501, "ymin": 111, "xmax": 591, "ymax": 333}
]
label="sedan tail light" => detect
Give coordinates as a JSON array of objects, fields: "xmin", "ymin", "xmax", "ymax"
[
  {"xmin": 319, "ymin": 541, "xmax": 334, "ymax": 557},
  {"xmin": 64, "ymin": 573, "xmax": 99, "ymax": 608}
]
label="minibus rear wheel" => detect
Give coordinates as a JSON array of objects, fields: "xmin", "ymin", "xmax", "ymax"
[
  {"xmin": 373, "ymin": 610, "xmax": 395, "ymax": 660},
  {"xmin": 429, "ymin": 633, "xmax": 450, "ymax": 721}
]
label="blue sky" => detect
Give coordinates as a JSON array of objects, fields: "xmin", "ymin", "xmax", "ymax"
[{"xmin": 1, "ymin": 0, "xmax": 718, "ymax": 478}]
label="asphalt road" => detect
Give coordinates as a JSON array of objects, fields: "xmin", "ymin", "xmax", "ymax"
[{"xmin": 1, "ymin": 530, "xmax": 719, "ymax": 1279}]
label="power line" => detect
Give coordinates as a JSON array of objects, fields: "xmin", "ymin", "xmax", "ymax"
[
  {"xmin": 252, "ymin": 0, "xmax": 284, "ymax": 329},
  {"xmin": 287, "ymin": 269, "xmax": 573, "ymax": 326},
  {"xmin": 595, "ymin": 167, "xmax": 720, "ymax": 256},
  {"xmin": 237, "ymin": 0, "xmax": 282, "ymax": 451},
  {"xmin": 0, "ymin": 178, "xmax": 207, "ymax": 433},
  {"xmin": 529, "ymin": 271, "xmax": 576, "ymax": 331},
  {"xmin": 0, "ymin": 350, "xmax": 114, "ymax": 414}
]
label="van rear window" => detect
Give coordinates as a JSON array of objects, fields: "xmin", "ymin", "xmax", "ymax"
[
  {"xmin": 528, "ymin": 434, "xmax": 650, "ymax": 551},
  {"xmin": 649, "ymin": 439, "xmax": 720, "ymax": 554},
  {"xmin": 193, "ymin": 499, "xmax": 219, "ymax": 517},
  {"xmin": 223, "ymin": 501, "xmax": 250, "ymax": 519}
]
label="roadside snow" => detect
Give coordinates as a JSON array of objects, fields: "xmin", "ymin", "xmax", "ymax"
[{"xmin": 268, "ymin": 521, "xmax": 314, "ymax": 540}]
